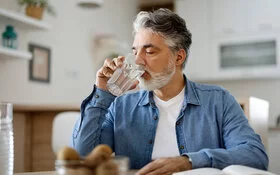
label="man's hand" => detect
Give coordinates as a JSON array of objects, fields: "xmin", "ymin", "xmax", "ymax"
[
  {"xmin": 136, "ymin": 156, "xmax": 192, "ymax": 175},
  {"xmin": 95, "ymin": 56, "xmax": 125, "ymax": 91},
  {"xmin": 95, "ymin": 56, "xmax": 139, "ymax": 92}
]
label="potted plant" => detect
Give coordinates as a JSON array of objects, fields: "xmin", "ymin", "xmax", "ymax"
[{"xmin": 17, "ymin": 0, "xmax": 56, "ymax": 20}]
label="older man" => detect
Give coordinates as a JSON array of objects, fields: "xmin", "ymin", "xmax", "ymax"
[{"xmin": 71, "ymin": 8, "xmax": 268, "ymax": 175}]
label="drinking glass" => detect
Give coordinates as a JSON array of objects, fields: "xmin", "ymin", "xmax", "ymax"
[
  {"xmin": 107, "ymin": 54, "xmax": 145, "ymax": 96},
  {"xmin": 0, "ymin": 103, "xmax": 14, "ymax": 175},
  {"xmin": 113, "ymin": 156, "xmax": 130, "ymax": 175}
]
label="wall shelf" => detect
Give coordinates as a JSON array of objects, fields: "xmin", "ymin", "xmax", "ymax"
[
  {"xmin": 0, "ymin": 8, "xmax": 51, "ymax": 30},
  {"xmin": 0, "ymin": 46, "xmax": 32, "ymax": 60}
]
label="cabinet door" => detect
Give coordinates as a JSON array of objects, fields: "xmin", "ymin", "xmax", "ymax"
[
  {"xmin": 176, "ymin": 0, "xmax": 212, "ymax": 80},
  {"xmin": 247, "ymin": 0, "xmax": 280, "ymax": 33},
  {"xmin": 211, "ymin": 0, "xmax": 249, "ymax": 36}
]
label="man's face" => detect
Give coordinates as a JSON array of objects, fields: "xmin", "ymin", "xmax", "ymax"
[{"xmin": 132, "ymin": 28, "xmax": 176, "ymax": 90}]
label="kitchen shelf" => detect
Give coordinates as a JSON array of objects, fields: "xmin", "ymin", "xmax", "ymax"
[
  {"xmin": 0, "ymin": 46, "xmax": 32, "ymax": 60},
  {"xmin": 0, "ymin": 8, "xmax": 51, "ymax": 30}
]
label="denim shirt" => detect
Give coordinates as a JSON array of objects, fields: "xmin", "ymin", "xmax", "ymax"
[{"xmin": 71, "ymin": 78, "xmax": 268, "ymax": 170}]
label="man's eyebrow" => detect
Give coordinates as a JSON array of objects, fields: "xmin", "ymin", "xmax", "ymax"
[{"xmin": 132, "ymin": 44, "xmax": 159, "ymax": 50}]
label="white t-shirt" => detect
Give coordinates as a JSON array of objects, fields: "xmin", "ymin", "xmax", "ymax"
[{"xmin": 152, "ymin": 87, "xmax": 185, "ymax": 159}]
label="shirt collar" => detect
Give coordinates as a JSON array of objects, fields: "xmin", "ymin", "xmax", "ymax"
[
  {"xmin": 185, "ymin": 76, "xmax": 200, "ymax": 106},
  {"xmin": 138, "ymin": 75, "xmax": 201, "ymax": 106}
]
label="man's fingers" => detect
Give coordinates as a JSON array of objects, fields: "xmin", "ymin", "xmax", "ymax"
[
  {"xmin": 101, "ymin": 66, "xmax": 114, "ymax": 77},
  {"xmin": 138, "ymin": 163, "xmax": 170, "ymax": 175},
  {"xmin": 137, "ymin": 161, "xmax": 160, "ymax": 175},
  {"xmin": 146, "ymin": 169, "xmax": 171, "ymax": 175},
  {"xmin": 104, "ymin": 58, "xmax": 117, "ymax": 70},
  {"xmin": 100, "ymin": 56, "xmax": 126, "ymax": 78},
  {"xmin": 113, "ymin": 56, "xmax": 125, "ymax": 67}
]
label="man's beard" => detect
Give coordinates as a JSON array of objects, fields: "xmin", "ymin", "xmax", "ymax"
[{"xmin": 139, "ymin": 59, "xmax": 176, "ymax": 91}]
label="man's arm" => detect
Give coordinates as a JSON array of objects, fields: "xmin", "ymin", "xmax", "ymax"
[
  {"xmin": 70, "ymin": 85, "xmax": 116, "ymax": 156},
  {"xmin": 186, "ymin": 91, "xmax": 268, "ymax": 170},
  {"xmin": 70, "ymin": 56, "xmax": 128, "ymax": 156}
]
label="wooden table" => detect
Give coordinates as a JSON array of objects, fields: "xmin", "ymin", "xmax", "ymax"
[
  {"xmin": 14, "ymin": 171, "xmax": 56, "ymax": 175},
  {"xmin": 14, "ymin": 170, "xmax": 138, "ymax": 175},
  {"xmin": 14, "ymin": 172, "xmax": 55, "ymax": 175}
]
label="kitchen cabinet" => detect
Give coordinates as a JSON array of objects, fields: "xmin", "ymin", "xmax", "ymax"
[
  {"xmin": 207, "ymin": 0, "xmax": 280, "ymax": 81},
  {"xmin": 247, "ymin": 0, "xmax": 280, "ymax": 33},
  {"xmin": 211, "ymin": 0, "xmax": 248, "ymax": 37},
  {"xmin": 211, "ymin": 0, "xmax": 280, "ymax": 37}
]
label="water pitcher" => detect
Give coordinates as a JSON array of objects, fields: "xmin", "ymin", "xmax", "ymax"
[{"xmin": 0, "ymin": 103, "xmax": 14, "ymax": 175}]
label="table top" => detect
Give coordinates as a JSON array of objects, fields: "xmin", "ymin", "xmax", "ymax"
[
  {"xmin": 14, "ymin": 172, "xmax": 55, "ymax": 175},
  {"xmin": 14, "ymin": 170, "xmax": 138, "ymax": 175}
]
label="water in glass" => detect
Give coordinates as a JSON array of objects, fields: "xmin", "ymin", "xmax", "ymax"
[{"xmin": 107, "ymin": 54, "xmax": 144, "ymax": 96}]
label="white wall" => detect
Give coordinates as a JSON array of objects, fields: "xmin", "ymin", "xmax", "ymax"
[{"xmin": 0, "ymin": 0, "xmax": 137, "ymax": 105}]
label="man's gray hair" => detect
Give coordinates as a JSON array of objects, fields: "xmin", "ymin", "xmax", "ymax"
[{"xmin": 133, "ymin": 8, "xmax": 192, "ymax": 68}]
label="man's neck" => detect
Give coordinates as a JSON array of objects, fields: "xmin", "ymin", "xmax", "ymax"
[{"xmin": 153, "ymin": 72, "xmax": 185, "ymax": 101}]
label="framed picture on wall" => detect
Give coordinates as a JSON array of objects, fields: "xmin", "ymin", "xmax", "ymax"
[{"xmin": 28, "ymin": 43, "xmax": 51, "ymax": 83}]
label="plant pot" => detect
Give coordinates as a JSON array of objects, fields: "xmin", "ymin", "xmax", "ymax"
[{"xmin": 25, "ymin": 5, "xmax": 44, "ymax": 20}]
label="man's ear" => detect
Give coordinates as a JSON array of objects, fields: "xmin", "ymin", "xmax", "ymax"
[{"xmin": 176, "ymin": 49, "xmax": 186, "ymax": 66}]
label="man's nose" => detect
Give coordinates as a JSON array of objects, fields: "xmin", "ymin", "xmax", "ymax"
[{"xmin": 135, "ymin": 54, "xmax": 145, "ymax": 65}]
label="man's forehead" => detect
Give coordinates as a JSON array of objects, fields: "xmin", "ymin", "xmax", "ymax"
[{"xmin": 132, "ymin": 31, "xmax": 166, "ymax": 50}]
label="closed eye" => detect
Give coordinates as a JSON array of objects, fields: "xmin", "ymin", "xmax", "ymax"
[{"xmin": 146, "ymin": 51, "xmax": 154, "ymax": 55}]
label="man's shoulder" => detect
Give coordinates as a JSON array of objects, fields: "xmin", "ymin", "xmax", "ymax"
[
  {"xmin": 189, "ymin": 80, "xmax": 226, "ymax": 93},
  {"xmin": 188, "ymin": 80, "xmax": 236, "ymax": 106}
]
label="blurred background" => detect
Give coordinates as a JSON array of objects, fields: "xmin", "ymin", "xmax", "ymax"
[{"xmin": 0, "ymin": 0, "xmax": 280, "ymax": 174}]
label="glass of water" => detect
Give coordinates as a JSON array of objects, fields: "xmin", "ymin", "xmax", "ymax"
[
  {"xmin": 0, "ymin": 103, "xmax": 14, "ymax": 175},
  {"xmin": 112, "ymin": 156, "xmax": 130, "ymax": 175},
  {"xmin": 107, "ymin": 54, "xmax": 145, "ymax": 96}
]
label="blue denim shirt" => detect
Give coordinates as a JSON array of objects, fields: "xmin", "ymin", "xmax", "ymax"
[{"xmin": 71, "ymin": 78, "xmax": 268, "ymax": 170}]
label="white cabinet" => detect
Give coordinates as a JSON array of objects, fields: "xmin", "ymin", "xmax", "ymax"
[
  {"xmin": 176, "ymin": 0, "xmax": 280, "ymax": 81},
  {"xmin": 208, "ymin": 0, "xmax": 280, "ymax": 81},
  {"xmin": 247, "ymin": 0, "xmax": 280, "ymax": 33},
  {"xmin": 211, "ymin": 0, "xmax": 280, "ymax": 37},
  {"xmin": 211, "ymin": 0, "xmax": 249, "ymax": 37},
  {"xmin": 176, "ymin": 0, "xmax": 213, "ymax": 80}
]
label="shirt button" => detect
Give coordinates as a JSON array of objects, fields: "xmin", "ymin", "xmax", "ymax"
[
  {"xmin": 149, "ymin": 140, "xmax": 153, "ymax": 144},
  {"xmin": 95, "ymin": 94, "xmax": 99, "ymax": 98},
  {"xmin": 153, "ymin": 116, "xmax": 158, "ymax": 120},
  {"xmin": 180, "ymin": 145, "xmax": 184, "ymax": 150},
  {"xmin": 176, "ymin": 121, "xmax": 180, "ymax": 125}
]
